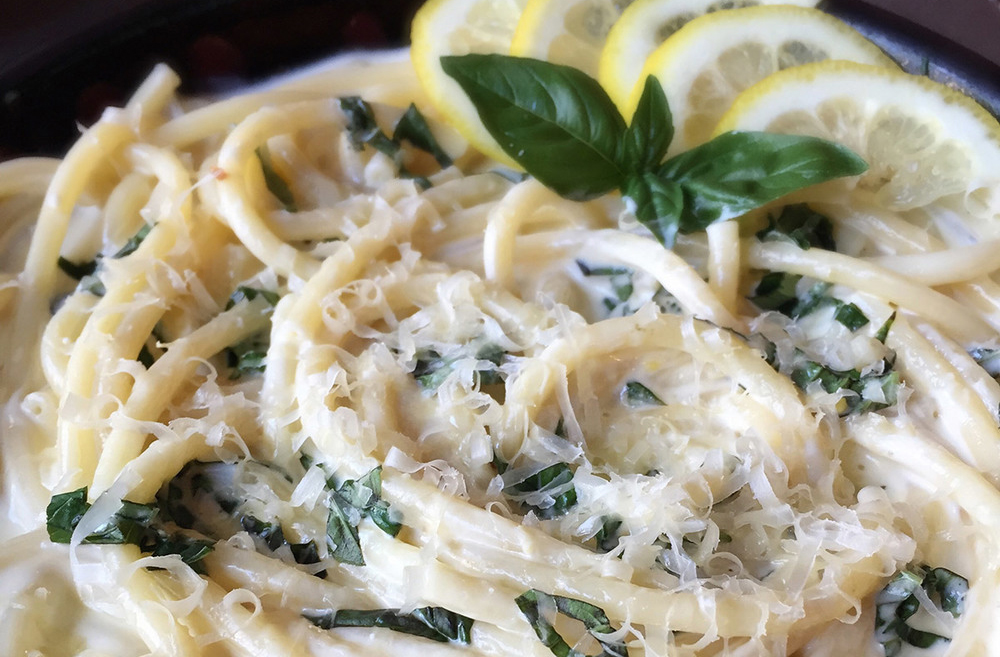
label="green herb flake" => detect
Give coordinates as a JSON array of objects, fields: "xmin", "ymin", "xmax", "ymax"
[
  {"xmin": 393, "ymin": 103, "xmax": 453, "ymax": 168},
  {"xmin": 875, "ymin": 311, "xmax": 896, "ymax": 344},
  {"xmin": 45, "ymin": 487, "xmax": 215, "ymax": 572},
  {"xmin": 834, "ymin": 302, "xmax": 870, "ymax": 331},
  {"xmin": 326, "ymin": 497, "xmax": 365, "ymax": 566},
  {"xmin": 515, "ymin": 589, "xmax": 628, "ymax": 657},
  {"xmin": 306, "ymin": 606, "xmax": 474, "ymax": 644},
  {"xmin": 595, "ymin": 515, "xmax": 623, "ymax": 553},
  {"xmin": 750, "ymin": 272, "xmax": 802, "ymax": 315},
  {"xmin": 875, "ymin": 566, "xmax": 967, "ymax": 655},
  {"xmin": 113, "ymin": 224, "xmax": 153, "ymax": 258},
  {"xmin": 505, "ymin": 463, "xmax": 577, "ymax": 519},
  {"xmin": 623, "ymin": 381, "xmax": 665, "ymax": 407},
  {"xmin": 57, "ymin": 256, "xmax": 98, "ymax": 281},
  {"xmin": 255, "ymin": 146, "xmax": 298, "ymax": 212},
  {"xmin": 756, "ymin": 204, "xmax": 836, "ymax": 251},
  {"xmin": 226, "ymin": 286, "xmax": 280, "ymax": 310},
  {"xmin": 45, "ymin": 487, "xmax": 91, "ymax": 543},
  {"xmin": 339, "ymin": 96, "xmax": 400, "ymax": 158}
]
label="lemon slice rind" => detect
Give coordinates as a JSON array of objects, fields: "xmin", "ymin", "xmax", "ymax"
[
  {"xmin": 411, "ymin": 0, "xmax": 528, "ymax": 166},
  {"xmin": 716, "ymin": 60, "xmax": 1000, "ymax": 222},
  {"xmin": 599, "ymin": 0, "xmax": 819, "ymax": 111},
  {"xmin": 631, "ymin": 5, "xmax": 898, "ymax": 155}
]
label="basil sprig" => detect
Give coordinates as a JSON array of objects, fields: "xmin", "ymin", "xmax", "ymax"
[{"xmin": 441, "ymin": 54, "xmax": 868, "ymax": 247}]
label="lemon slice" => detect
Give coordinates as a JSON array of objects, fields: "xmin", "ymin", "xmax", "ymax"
[
  {"xmin": 599, "ymin": 0, "xmax": 819, "ymax": 111},
  {"xmin": 511, "ymin": 0, "xmax": 633, "ymax": 77},
  {"xmin": 716, "ymin": 61, "xmax": 1000, "ymax": 227},
  {"xmin": 411, "ymin": 0, "xmax": 529, "ymax": 165},
  {"xmin": 630, "ymin": 5, "xmax": 897, "ymax": 155}
]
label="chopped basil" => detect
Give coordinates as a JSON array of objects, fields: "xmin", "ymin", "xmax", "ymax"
[
  {"xmin": 750, "ymin": 273, "xmax": 869, "ymax": 330},
  {"xmin": 45, "ymin": 487, "xmax": 214, "ymax": 573},
  {"xmin": 623, "ymin": 381, "xmax": 665, "ymax": 407},
  {"xmin": 224, "ymin": 286, "xmax": 279, "ymax": 378},
  {"xmin": 324, "ymin": 466, "xmax": 402, "ymax": 566},
  {"xmin": 504, "ymin": 463, "xmax": 577, "ymax": 519},
  {"xmin": 113, "ymin": 223, "xmax": 152, "ymax": 258},
  {"xmin": 834, "ymin": 302, "xmax": 869, "ymax": 331},
  {"xmin": 335, "ymin": 466, "xmax": 401, "ymax": 538},
  {"xmin": 340, "ymin": 96, "xmax": 400, "ymax": 158},
  {"xmin": 57, "ymin": 256, "xmax": 98, "ymax": 281},
  {"xmin": 45, "ymin": 487, "xmax": 92, "ymax": 543},
  {"xmin": 756, "ymin": 203, "xmax": 836, "ymax": 251},
  {"xmin": 595, "ymin": 515, "xmax": 623, "ymax": 553},
  {"xmin": 875, "ymin": 311, "xmax": 896, "ymax": 344},
  {"xmin": 413, "ymin": 342, "xmax": 507, "ymax": 390},
  {"xmin": 876, "ymin": 566, "xmax": 967, "ymax": 656},
  {"xmin": 256, "ymin": 145, "xmax": 298, "ymax": 212},
  {"xmin": 393, "ymin": 103, "xmax": 453, "ymax": 168},
  {"xmin": 792, "ymin": 358, "xmax": 899, "ymax": 415},
  {"xmin": 226, "ymin": 286, "xmax": 281, "ymax": 310},
  {"xmin": 137, "ymin": 342, "xmax": 156, "ymax": 369},
  {"xmin": 306, "ymin": 606, "xmax": 474, "ymax": 644},
  {"xmin": 751, "ymin": 272, "xmax": 801, "ymax": 315},
  {"xmin": 326, "ymin": 498, "xmax": 365, "ymax": 566},
  {"xmin": 515, "ymin": 589, "xmax": 628, "ymax": 657}
]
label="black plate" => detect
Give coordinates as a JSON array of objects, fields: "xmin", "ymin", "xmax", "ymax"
[{"xmin": 1, "ymin": 0, "xmax": 998, "ymax": 159}]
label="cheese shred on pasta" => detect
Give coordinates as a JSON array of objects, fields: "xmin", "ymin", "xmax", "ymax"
[{"xmin": 2, "ymin": 50, "xmax": 1000, "ymax": 657}]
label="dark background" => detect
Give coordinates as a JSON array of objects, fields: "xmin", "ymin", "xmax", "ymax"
[{"xmin": 1, "ymin": 0, "xmax": 999, "ymax": 159}]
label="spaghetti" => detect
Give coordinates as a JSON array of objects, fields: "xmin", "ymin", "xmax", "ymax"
[{"xmin": 1, "ymin": 41, "xmax": 999, "ymax": 657}]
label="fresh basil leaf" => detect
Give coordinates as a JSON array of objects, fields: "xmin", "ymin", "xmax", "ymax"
[
  {"xmin": 394, "ymin": 103, "xmax": 453, "ymax": 168},
  {"xmin": 515, "ymin": 589, "xmax": 628, "ymax": 657},
  {"xmin": 255, "ymin": 146, "xmax": 298, "ymax": 212},
  {"xmin": 623, "ymin": 381, "xmax": 665, "ymax": 407},
  {"xmin": 622, "ymin": 75, "xmax": 672, "ymax": 171},
  {"xmin": 46, "ymin": 487, "xmax": 91, "ymax": 543},
  {"xmin": 86, "ymin": 499, "xmax": 159, "ymax": 545},
  {"xmin": 505, "ymin": 463, "xmax": 577, "ymax": 519},
  {"xmin": 339, "ymin": 96, "xmax": 400, "ymax": 158},
  {"xmin": 306, "ymin": 607, "xmax": 474, "ymax": 644},
  {"xmin": 622, "ymin": 172, "xmax": 683, "ymax": 246},
  {"xmin": 440, "ymin": 54, "xmax": 628, "ymax": 200},
  {"xmin": 657, "ymin": 131, "xmax": 868, "ymax": 234},
  {"xmin": 595, "ymin": 515, "xmax": 623, "ymax": 553},
  {"xmin": 756, "ymin": 203, "xmax": 835, "ymax": 251},
  {"xmin": 57, "ymin": 256, "xmax": 98, "ymax": 281}
]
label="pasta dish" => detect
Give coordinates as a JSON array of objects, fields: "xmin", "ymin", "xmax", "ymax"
[{"xmin": 2, "ymin": 1, "xmax": 1000, "ymax": 655}]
